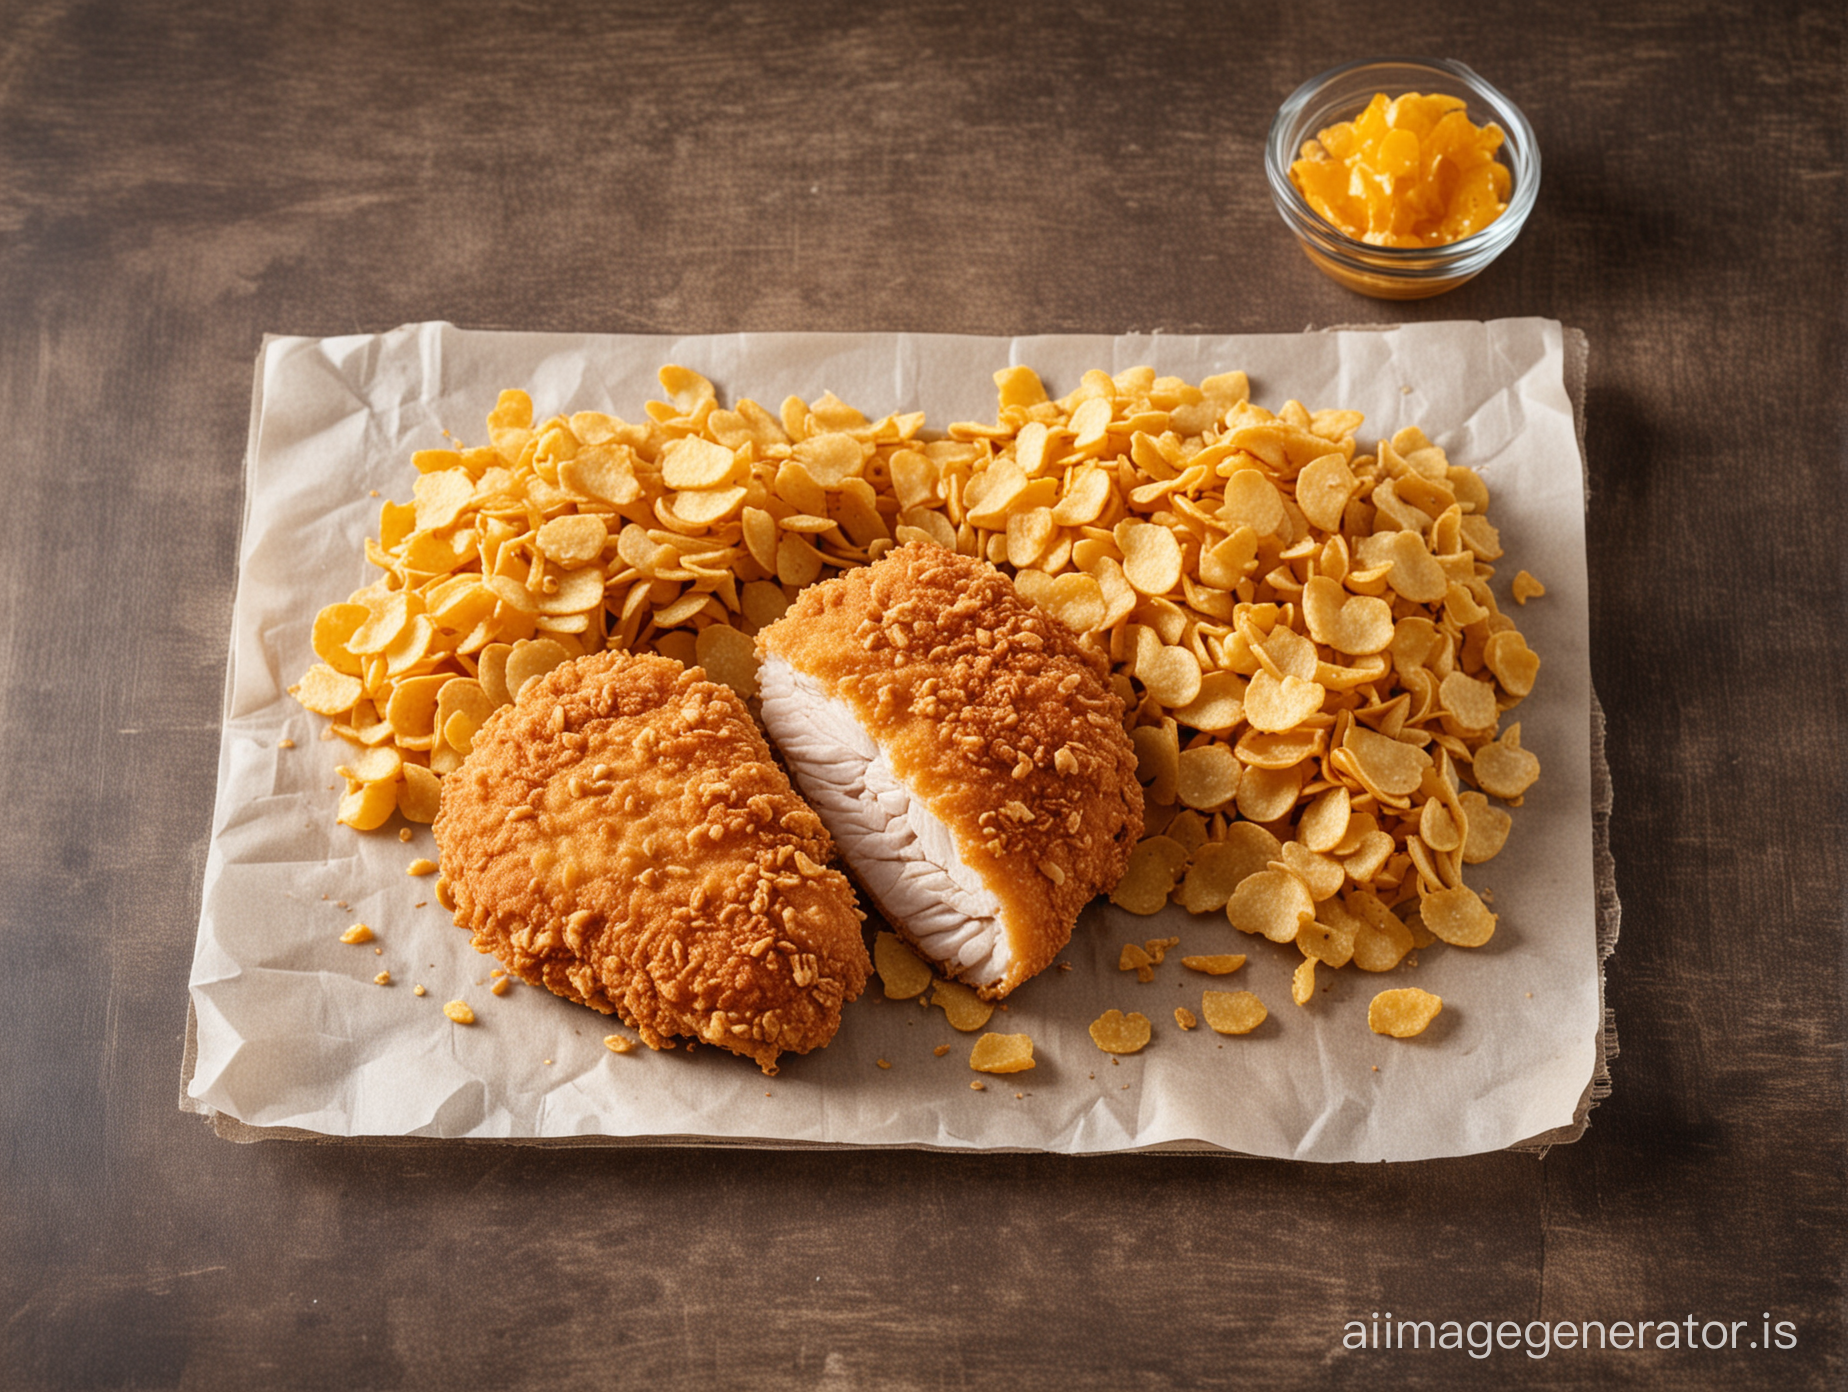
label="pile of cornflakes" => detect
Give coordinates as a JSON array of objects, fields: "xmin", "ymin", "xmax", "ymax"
[
  {"xmin": 294, "ymin": 364, "xmax": 1540, "ymax": 1041},
  {"xmin": 291, "ymin": 369, "xmax": 965, "ymax": 828},
  {"xmin": 932, "ymin": 365, "xmax": 1538, "ymax": 1017}
]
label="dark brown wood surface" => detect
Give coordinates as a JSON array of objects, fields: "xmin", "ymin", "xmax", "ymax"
[{"xmin": 1, "ymin": 1, "xmax": 1841, "ymax": 1388}]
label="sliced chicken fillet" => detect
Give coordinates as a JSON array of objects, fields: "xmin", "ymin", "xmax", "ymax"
[
  {"xmin": 760, "ymin": 656, "xmax": 1012, "ymax": 988},
  {"xmin": 756, "ymin": 543, "xmax": 1143, "ymax": 998}
]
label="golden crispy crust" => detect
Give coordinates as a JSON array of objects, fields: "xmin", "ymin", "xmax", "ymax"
[
  {"xmin": 758, "ymin": 542, "xmax": 1142, "ymax": 994},
  {"xmin": 434, "ymin": 651, "xmax": 868, "ymax": 1074}
]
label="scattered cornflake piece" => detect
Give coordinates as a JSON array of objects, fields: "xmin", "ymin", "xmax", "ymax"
[
  {"xmin": 277, "ymin": 738, "xmax": 295, "ymax": 750},
  {"xmin": 1473, "ymin": 723, "xmax": 1541, "ymax": 800},
  {"xmin": 1119, "ymin": 941, "xmax": 1155, "ymax": 982},
  {"xmin": 970, "ymin": 1033, "xmax": 1035, "ymax": 1073},
  {"xmin": 1143, "ymin": 936, "xmax": 1180, "ymax": 965},
  {"xmin": 406, "ymin": 858, "xmax": 437, "ymax": 877},
  {"xmin": 339, "ymin": 923, "xmax": 375, "ymax": 944},
  {"xmin": 1201, "ymin": 990, "xmax": 1267, "ymax": 1036},
  {"xmin": 1089, "ymin": 1009, "xmax": 1153, "ymax": 1054},
  {"xmin": 874, "ymin": 931, "xmax": 932, "ymax": 1000},
  {"xmin": 1512, "ymin": 569, "xmax": 1546, "ymax": 604},
  {"xmin": 876, "ymin": 1058, "xmax": 892, "ymax": 1070},
  {"xmin": 1421, "ymin": 885, "xmax": 1498, "ymax": 947},
  {"xmin": 443, "ymin": 1000, "xmax": 476, "ymax": 1024},
  {"xmin": 1181, "ymin": 954, "xmax": 1246, "ymax": 976},
  {"xmin": 1291, "ymin": 956, "xmax": 1316, "ymax": 1007},
  {"xmin": 1368, "ymin": 988, "xmax": 1444, "ymax": 1037},
  {"xmin": 603, "ymin": 1034, "xmax": 637, "ymax": 1054},
  {"xmin": 1227, "ymin": 869, "xmax": 1315, "ymax": 943},
  {"xmin": 490, "ymin": 977, "xmax": 512, "ymax": 997},
  {"xmin": 932, "ymin": 1044, "xmax": 951, "ymax": 1057},
  {"xmin": 374, "ymin": 971, "xmax": 391, "ymax": 986},
  {"xmin": 931, "ymin": 979, "xmax": 995, "ymax": 1032},
  {"xmin": 1174, "ymin": 1006, "xmax": 1198, "ymax": 1031},
  {"xmin": 1111, "ymin": 834, "xmax": 1188, "ymax": 914},
  {"xmin": 413, "ymin": 985, "xmax": 427, "ymax": 997}
]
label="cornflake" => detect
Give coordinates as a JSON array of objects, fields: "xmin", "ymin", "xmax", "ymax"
[
  {"xmin": 874, "ymin": 932, "xmax": 932, "ymax": 1000},
  {"xmin": 1201, "ymin": 990, "xmax": 1267, "ymax": 1036},
  {"xmin": 1368, "ymin": 988, "xmax": 1443, "ymax": 1037},
  {"xmin": 931, "ymin": 979, "xmax": 995, "ymax": 1033},
  {"xmin": 1089, "ymin": 1009, "xmax": 1153, "ymax": 1055},
  {"xmin": 969, "ymin": 1033, "xmax": 1036, "ymax": 1074}
]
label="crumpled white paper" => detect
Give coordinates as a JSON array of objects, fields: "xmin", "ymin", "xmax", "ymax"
[{"xmin": 186, "ymin": 320, "xmax": 1598, "ymax": 1159}]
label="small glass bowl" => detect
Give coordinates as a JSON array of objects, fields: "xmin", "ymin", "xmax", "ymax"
[{"xmin": 1265, "ymin": 58, "xmax": 1539, "ymax": 299}]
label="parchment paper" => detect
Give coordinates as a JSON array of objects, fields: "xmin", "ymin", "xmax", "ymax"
[{"xmin": 184, "ymin": 321, "xmax": 1604, "ymax": 1160}]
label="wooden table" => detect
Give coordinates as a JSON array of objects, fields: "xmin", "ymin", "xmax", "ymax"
[{"xmin": 2, "ymin": 2, "xmax": 1840, "ymax": 1387}]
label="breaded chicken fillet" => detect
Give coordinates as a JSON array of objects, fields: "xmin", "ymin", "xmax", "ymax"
[
  {"xmin": 756, "ymin": 543, "xmax": 1142, "ymax": 998},
  {"xmin": 435, "ymin": 650, "xmax": 868, "ymax": 1074}
]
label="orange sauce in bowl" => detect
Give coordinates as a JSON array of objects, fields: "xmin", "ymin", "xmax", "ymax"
[{"xmin": 1289, "ymin": 92, "xmax": 1511, "ymax": 247}]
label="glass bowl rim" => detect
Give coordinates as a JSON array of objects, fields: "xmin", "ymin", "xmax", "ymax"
[{"xmin": 1265, "ymin": 56, "xmax": 1540, "ymax": 267}]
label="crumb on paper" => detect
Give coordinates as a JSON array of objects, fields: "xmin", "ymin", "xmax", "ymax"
[
  {"xmin": 277, "ymin": 738, "xmax": 295, "ymax": 749},
  {"xmin": 339, "ymin": 923, "xmax": 374, "ymax": 944},
  {"xmin": 490, "ymin": 978, "xmax": 511, "ymax": 996},
  {"xmin": 374, "ymin": 971, "xmax": 391, "ymax": 985},
  {"xmin": 933, "ymin": 1045, "xmax": 950, "ymax": 1057},
  {"xmin": 443, "ymin": 1000, "xmax": 475, "ymax": 1024},
  {"xmin": 407, "ymin": 858, "xmax": 437, "ymax": 876},
  {"xmin": 876, "ymin": 1058, "xmax": 891, "ymax": 1070},
  {"xmin": 604, "ymin": 1034, "xmax": 637, "ymax": 1054},
  {"xmin": 413, "ymin": 985, "xmax": 426, "ymax": 996},
  {"xmin": 398, "ymin": 828, "xmax": 412, "ymax": 843}
]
